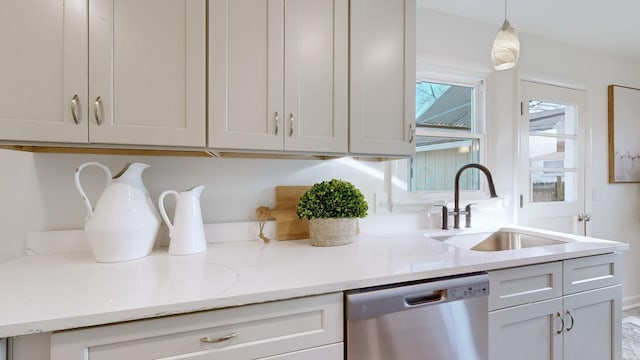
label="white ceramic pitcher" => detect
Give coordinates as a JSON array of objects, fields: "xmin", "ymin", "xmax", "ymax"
[
  {"xmin": 158, "ymin": 185, "xmax": 207, "ymax": 255},
  {"xmin": 74, "ymin": 162, "xmax": 161, "ymax": 263}
]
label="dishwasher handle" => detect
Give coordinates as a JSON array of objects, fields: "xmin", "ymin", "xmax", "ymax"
[
  {"xmin": 404, "ymin": 290, "xmax": 446, "ymax": 307},
  {"xmin": 346, "ymin": 273, "xmax": 489, "ymax": 321}
]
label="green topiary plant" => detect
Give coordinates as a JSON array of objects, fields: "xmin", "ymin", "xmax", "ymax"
[{"xmin": 296, "ymin": 179, "xmax": 368, "ymax": 220}]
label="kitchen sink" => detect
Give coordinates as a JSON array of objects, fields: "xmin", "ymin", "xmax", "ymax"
[{"xmin": 430, "ymin": 230, "xmax": 567, "ymax": 251}]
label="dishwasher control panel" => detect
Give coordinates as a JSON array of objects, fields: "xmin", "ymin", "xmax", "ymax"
[{"xmin": 446, "ymin": 281, "xmax": 489, "ymax": 300}]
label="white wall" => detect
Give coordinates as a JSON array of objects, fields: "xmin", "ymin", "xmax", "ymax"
[
  {"xmin": 39, "ymin": 154, "xmax": 387, "ymax": 228},
  {"xmin": 417, "ymin": 9, "xmax": 640, "ymax": 304},
  {"xmin": 0, "ymin": 150, "xmax": 37, "ymax": 262}
]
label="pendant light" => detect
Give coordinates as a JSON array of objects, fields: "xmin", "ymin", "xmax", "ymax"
[{"xmin": 491, "ymin": 0, "xmax": 520, "ymax": 70}]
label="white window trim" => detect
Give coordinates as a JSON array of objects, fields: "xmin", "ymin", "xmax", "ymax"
[{"xmin": 388, "ymin": 71, "xmax": 491, "ymax": 212}]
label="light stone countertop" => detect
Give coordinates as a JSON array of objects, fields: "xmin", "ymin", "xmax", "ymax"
[{"xmin": 0, "ymin": 224, "xmax": 628, "ymax": 338}]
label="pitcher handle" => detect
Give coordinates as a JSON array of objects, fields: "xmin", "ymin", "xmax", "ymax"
[
  {"xmin": 158, "ymin": 190, "xmax": 179, "ymax": 236},
  {"xmin": 74, "ymin": 162, "xmax": 112, "ymax": 220}
]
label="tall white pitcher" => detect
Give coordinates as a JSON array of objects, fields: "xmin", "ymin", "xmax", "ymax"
[
  {"xmin": 158, "ymin": 185, "xmax": 207, "ymax": 255},
  {"xmin": 74, "ymin": 162, "xmax": 161, "ymax": 262}
]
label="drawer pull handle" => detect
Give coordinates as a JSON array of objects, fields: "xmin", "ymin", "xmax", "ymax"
[
  {"xmin": 289, "ymin": 113, "xmax": 294, "ymax": 137},
  {"xmin": 565, "ymin": 310, "xmax": 575, "ymax": 332},
  {"xmin": 200, "ymin": 331, "xmax": 239, "ymax": 344},
  {"xmin": 554, "ymin": 312, "xmax": 565, "ymax": 334},
  {"xmin": 71, "ymin": 95, "xmax": 81, "ymax": 124},
  {"xmin": 94, "ymin": 96, "xmax": 104, "ymax": 125}
]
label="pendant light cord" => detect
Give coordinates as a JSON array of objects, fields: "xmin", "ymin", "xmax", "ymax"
[{"xmin": 504, "ymin": 0, "xmax": 507, "ymax": 21}]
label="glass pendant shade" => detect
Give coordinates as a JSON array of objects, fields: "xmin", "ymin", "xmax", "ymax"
[{"xmin": 491, "ymin": 19, "xmax": 520, "ymax": 70}]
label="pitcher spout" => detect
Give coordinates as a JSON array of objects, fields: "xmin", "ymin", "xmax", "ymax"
[
  {"xmin": 190, "ymin": 185, "xmax": 205, "ymax": 198},
  {"xmin": 114, "ymin": 162, "xmax": 151, "ymax": 181}
]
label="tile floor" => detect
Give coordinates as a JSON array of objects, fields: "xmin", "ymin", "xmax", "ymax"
[
  {"xmin": 625, "ymin": 307, "xmax": 640, "ymax": 318},
  {"xmin": 623, "ymin": 308, "xmax": 640, "ymax": 360}
]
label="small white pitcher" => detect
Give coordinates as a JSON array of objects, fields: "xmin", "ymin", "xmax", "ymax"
[{"xmin": 158, "ymin": 185, "xmax": 207, "ymax": 256}]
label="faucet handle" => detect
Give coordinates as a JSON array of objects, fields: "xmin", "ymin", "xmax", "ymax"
[
  {"xmin": 441, "ymin": 205, "xmax": 449, "ymax": 230},
  {"xmin": 463, "ymin": 203, "xmax": 476, "ymax": 228}
]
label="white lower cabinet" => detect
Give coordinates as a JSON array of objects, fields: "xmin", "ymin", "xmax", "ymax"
[
  {"xmin": 488, "ymin": 253, "xmax": 622, "ymax": 360},
  {"xmin": 258, "ymin": 343, "xmax": 343, "ymax": 360},
  {"xmin": 490, "ymin": 297, "xmax": 564, "ymax": 359},
  {"xmin": 50, "ymin": 293, "xmax": 343, "ymax": 360},
  {"xmin": 563, "ymin": 286, "xmax": 621, "ymax": 360}
]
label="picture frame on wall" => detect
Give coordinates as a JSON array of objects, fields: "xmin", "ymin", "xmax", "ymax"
[{"xmin": 608, "ymin": 84, "xmax": 640, "ymax": 183}]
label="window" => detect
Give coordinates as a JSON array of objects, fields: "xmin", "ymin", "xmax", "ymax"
[
  {"xmin": 390, "ymin": 76, "xmax": 485, "ymax": 206},
  {"xmin": 527, "ymin": 101, "xmax": 575, "ymax": 203}
]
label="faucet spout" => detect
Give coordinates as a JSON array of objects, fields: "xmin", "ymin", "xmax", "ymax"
[{"xmin": 453, "ymin": 164, "xmax": 498, "ymax": 229}]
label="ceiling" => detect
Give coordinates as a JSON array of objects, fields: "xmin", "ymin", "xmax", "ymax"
[{"xmin": 417, "ymin": 0, "xmax": 640, "ymax": 61}]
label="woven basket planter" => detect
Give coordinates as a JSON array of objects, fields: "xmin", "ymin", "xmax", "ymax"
[{"xmin": 308, "ymin": 218, "xmax": 358, "ymax": 247}]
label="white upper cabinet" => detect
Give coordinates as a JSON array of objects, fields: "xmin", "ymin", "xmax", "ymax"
[
  {"xmin": 0, "ymin": 0, "xmax": 206, "ymax": 147},
  {"xmin": 89, "ymin": 0, "xmax": 206, "ymax": 147},
  {"xmin": 349, "ymin": 0, "xmax": 416, "ymax": 157},
  {"xmin": 209, "ymin": 0, "xmax": 348, "ymax": 154},
  {"xmin": 0, "ymin": 0, "xmax": 88, "ymax": 143}
]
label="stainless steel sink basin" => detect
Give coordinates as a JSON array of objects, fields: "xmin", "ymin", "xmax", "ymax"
[
  {"xmin": 469, "ymin": 231, "xmax": 565, "ymax": 251},
  {"xmin": 430, "ymin": 230, "xmax": 567, "ymax": 251}
]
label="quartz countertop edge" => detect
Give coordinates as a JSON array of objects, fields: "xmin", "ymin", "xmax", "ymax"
[{"xmin": 0, "ymin": 225, "xmax": 628, "ymax": 338}]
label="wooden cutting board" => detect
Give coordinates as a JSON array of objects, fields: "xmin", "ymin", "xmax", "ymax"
[{"xmin": 269, "ymin": 186, "xmax": 311, "ymax": 240}]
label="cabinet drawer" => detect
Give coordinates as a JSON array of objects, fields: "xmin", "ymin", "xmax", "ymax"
[
  {"xmin": 563, "ymin": 253, "xmax": 621, "ymax": 295},
  {"xmin": 489, "ymin": 262, "xmax": 562, "ymax": 310},
  {"xmin": 259, "ymin": 343, "xmax": 344, "ymax": 360},
  {"xmin": 51, "ymin": 293, "xmax": 343, "ymax": 360}
]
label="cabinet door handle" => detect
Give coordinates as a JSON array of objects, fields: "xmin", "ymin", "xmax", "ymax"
[
  {"xmin": 554, "ymin": 312, "xmax": 565, "ymax": 334},
  {"xmin": 274, "ymin": 112, "xmax": 279, "ymax": 135},
  {"xmin": 577, "ymin": 213, "xmax": 591, "ymax": 222},
  {"xmin": 200, "ymin": 331, "xmax": 239, "ymax": 344},
  {"xmin": 71, "ymin": 95, "xmax": 81, "ymax": 125},
  {"xmin": 408, "ymin": 124, "xmax": 415, "ymax": 143},
  {"xmin": 94, "ymin": 96, "xmax": 104, "ymax": 125},
  {"xmin": 289, "ymin": 113, "xmax": 294, "ymax": 137},
  {"xmin": 564, "ymin": 310, "xmax": 575, "ymax": 332}
]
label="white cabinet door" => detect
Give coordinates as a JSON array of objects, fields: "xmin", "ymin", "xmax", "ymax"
[
  {"xmin": 210, "ymin": 0, "xmax": 347, "ymax": 154},
  {"xmin": 283, "ymin": 0, "xmax": 347, "ymax": 153},
  {"xmin": 563, "ymin": 285, "xmax": 621, "ymax": 360},
  {"xmin": 209, "ymin": 0, "xmax": 285, "ymax": 151},
  {"xmin": 489, "ymin": 298, "xmax": 564, "ymax": 360},
  {"xmin": 349, "ymin": 0, "xmax": 416, "ymax": 156},
  {"xmin": 89, "ymin": 0, "xmax": 206, "ymax": 147},
  {"xmin": 0, "ymin": 0, "xmax": 88, "ymax": 143}
]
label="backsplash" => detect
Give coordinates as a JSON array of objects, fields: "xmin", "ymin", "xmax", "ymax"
[{"xmin": 0, "ymin": 150, "xmax": 388, "ymax": 260}]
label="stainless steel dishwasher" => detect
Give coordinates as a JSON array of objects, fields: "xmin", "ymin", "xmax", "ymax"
[{"xmin": 346, "ymin": 273, "xmax": 489, "ymax": 360}]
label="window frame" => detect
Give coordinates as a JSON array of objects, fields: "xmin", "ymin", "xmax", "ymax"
[{"xmin": 388, "ymin": 72, "xmax": 488, "ymax": 211}]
